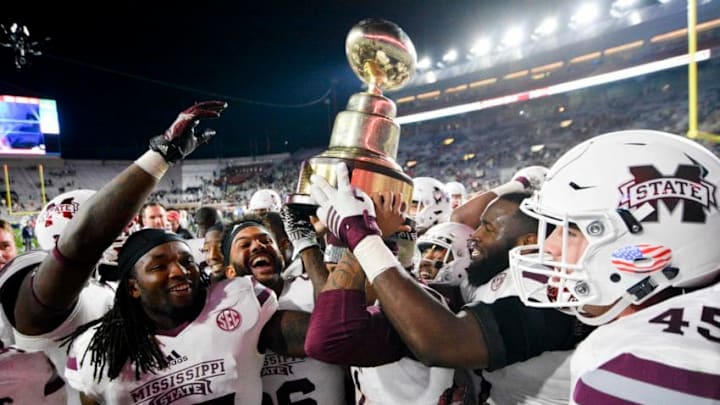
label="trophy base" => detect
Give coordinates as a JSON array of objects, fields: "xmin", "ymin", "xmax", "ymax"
[
  {"xmin": 285, "ymin": 194, "xmax": 317, "ymax": 206},
  {"xmin": 292, "ymin": 155, "xmax": 413, "ymax": 207}
]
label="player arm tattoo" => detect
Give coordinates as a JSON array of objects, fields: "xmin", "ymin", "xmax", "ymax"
[
  {"xmin": 261, "ymin": 310, "xmax": 311, "ymax": 357},
  {"xmin": 323, "ymin": 251, "xmax": 366, "ymax": 292}
]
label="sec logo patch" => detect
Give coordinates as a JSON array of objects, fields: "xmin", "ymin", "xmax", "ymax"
[
  {"xmin": 490, "ymin": 272, "xmax": 507, "ymax": 291},
  {"xmin": 217, "ymin": 308, "xmax": 242, "ymax": 331}
]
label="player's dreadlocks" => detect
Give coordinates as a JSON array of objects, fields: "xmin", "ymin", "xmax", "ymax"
[
  {"xmin": 60, "ymin": 270, "xmax": 167, "ymax": 381},
  {"xmin": 60, "ymin": 228, "xmax": 193, "ymax": 381}
]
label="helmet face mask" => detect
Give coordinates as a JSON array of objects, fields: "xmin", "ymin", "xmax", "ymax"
[
  {"xmin": 508, "ymin": 130, "xmax": 720, "ymax": 326},
  {"xmin": 415, "ymin": 222, "xmax": 473, "ymax": 285}
]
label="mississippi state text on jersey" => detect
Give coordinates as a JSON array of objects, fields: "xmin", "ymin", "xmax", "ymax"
[{"xmin": 66, "ymin": 276, "xmax": 277, "ymax": 404}]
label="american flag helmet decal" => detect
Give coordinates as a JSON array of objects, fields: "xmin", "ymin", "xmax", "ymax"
[{"xmin": 611, "ymin": 244, "xmax": 672, "ymax": 273}]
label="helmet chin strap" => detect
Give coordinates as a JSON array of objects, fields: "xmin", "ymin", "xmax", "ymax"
[
  {"xmin": 575, "ymin": 294, "xmax": 635, "ymax": 326},
  {"xmin": 575, "ymin": 268, "xmax": 677, "ymax": 326}
]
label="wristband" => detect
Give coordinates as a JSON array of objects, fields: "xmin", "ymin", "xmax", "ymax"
[
  {"xmin": 134, "ymin": 150, "xmax": 170, "ymax": 180},
  {"xmin": 324, "ymin": 244, "xmax": 348, "ymax": 264},
  {"xmin": 353, "ymin": 235, "xmax": 401, "ymax": 283}
]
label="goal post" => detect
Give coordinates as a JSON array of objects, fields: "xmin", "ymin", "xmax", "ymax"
[{"xmin": 3, "ymin": 163, "xmax": 47, "ymax": 216}]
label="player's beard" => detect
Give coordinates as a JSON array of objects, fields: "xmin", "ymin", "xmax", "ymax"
[{"xmin": 466, "ymin": 246, "xmax": 511, "ymax": 287}]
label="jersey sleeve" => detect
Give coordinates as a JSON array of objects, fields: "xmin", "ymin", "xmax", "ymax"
[
  {"xmin": 63, "ymin": 327, "xmax": 104, "ymax": 400},
  {"xmin": 0, "ymin": 347, "xmax": 67, "ymax": 404},
  {"xmin": 463, "ymin": 296, "xmax": 592, "ymax": 370},
  {"xmin": 305, "ymin": 289, "xmax": 407, "ymax": 366}
]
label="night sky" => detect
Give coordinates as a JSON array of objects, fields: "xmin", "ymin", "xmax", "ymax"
[{"xmin": 0, "ymin": 1, "xmax": 595, "ymax": 160}]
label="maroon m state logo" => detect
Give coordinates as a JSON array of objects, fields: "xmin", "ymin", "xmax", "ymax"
[
  {"xmin": 618, "ymin": 164, "xmax": 717, "ymax": 223},
  {"xmin": 43, "ymin": 197, "xmax": 79, "ymax": 227}
]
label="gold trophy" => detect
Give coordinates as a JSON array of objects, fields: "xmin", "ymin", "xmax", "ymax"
[{"xmin": 287, "ymin": 18, "xmax": 416, "ymax": 207}]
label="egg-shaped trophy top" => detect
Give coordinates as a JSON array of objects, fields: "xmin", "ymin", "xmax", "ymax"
[{"xmin": 345, "ymin": 18, "xmax": 417, "ymax": 94}]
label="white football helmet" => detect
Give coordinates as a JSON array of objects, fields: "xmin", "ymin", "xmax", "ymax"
[
  {"xmin": 412, "ymin": 177, "xmax": 451, "ymax": 232},
  {"xmin": 509, "ymin": 130, "xmax": 720, "ymax": 326},
  {"xmin": 415, "ymin": 222, "xmax": 474, "ymax": 285},
  {"xmin": 248, "ymin": 189, "xmax": 282, "ymax": 213},
  {"xmin": 445, "ymin": 181, "xmax": 467, "ymax": 209},
  {"xmin": 35, "ymin": 189, "xmax": 96, "ymax": 250}
]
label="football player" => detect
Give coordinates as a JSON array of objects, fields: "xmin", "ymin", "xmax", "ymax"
[
  {"xmin": 307, "ymin": 163, "xmax": 591, "ymax": 398},
  {"xmin": 410, "ymin": 177, "xmax": 452, "ymax": 235},
  {"xmin": 0, "ymin": 101, "xmax": 227, "ymax": 404},
  {"xmin": 222, "ymin": 214, "xmax": 347, "ymax": 404},
  {"xmin": 248, "ymin": 189, "xmax": 283, "ymax": 215},
  {"xmin": 445, "ymin": 181, "xmax": 467, "ymax": 210},
  {"xmin": 508, "ymin": 130, "xmax": 720, "ymax": 403},
  {"xmin": 0, "ymin": 219, "xmax": 68, "ymax": 404},
  {"xmin": 414, "ymin": 222, "xmax": 474, "ymax": 285}
]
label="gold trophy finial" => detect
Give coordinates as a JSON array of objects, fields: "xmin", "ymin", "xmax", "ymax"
[
  {"xmin": 346, "ymin": 18, "xmax": 417, "ymax": 95},
  {"xmin": 288, "ymin": 19, "xmax": 416, "ymax": 207}
]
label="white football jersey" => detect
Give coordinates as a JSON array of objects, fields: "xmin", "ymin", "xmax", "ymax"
[
  {"xmin": 1, "ymin": 250, "xmax": 115, "ymax": 405},
  {"xmin": 351, "ymin": 358, "xmax": 454, "ymax": 405},
  {"xmin": 0, "ymin": 346, "xmax": 67, "ymax": 404},
  {"xmin": 471, "ymin": 269, "xmax": 573, "ymax": 405},
  {"xmin": 0, "ymin": 251, "xmax": 48, "ymax": 347},
  {"xmin": 570, "ymin": 282, "xmax": 720, "ymax": 404},
  {"xmin": 262, "ymin": 275, "xmax": 346, "ymax": 405},
  {"xmin": 65, "ymin": 276, "xmax": 278, "ymax": 404},
  {"xmin": 351, "ymin": 285, "xmax": 454, "ymax": 405}
]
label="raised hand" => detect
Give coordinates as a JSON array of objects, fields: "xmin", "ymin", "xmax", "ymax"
[
  {"xmin": 512, "ymin": 165, "xmax": 548, "ymax": 192},
  {"xmin": 370, "ymin": 191, "xmax": 411, "ymax": 237},
  {"xmin": 150, "ymin": 100, "xmax": 228, "ymax": 164},
  {"xmin": 309, "ymin": 163, "xmax": 381, "ymax": 251},
  {"xmin": 280, "ymin": 204, "xmax": 320, "ymax": 260}
]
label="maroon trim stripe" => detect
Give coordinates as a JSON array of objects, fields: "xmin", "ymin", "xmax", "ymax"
[
  {"xmin": 600, "ymin": 353, "xmax": 720, "ymax": 399},
  {"xmin": 256, "ymin": 286, "xmax": 272, "ymax": 306},
  {"xmin": 522, "ymin": 271, "xmax": 549, "ymax": 283},
  {"xmin": 574, "ymin": 377, "xmax": 641, "ymax": 404},
  {"xmin": 66, "ymin": 356, "xmax": 78, "ymax": 371}
]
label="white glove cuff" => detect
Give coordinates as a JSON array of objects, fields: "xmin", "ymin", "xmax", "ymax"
[
  {"xmin": 353, "ymin": 235, "xmax": 401, "ymax": 283},
  {"xmin": 135, "ymin": 150, "xmax": 169, "ymax": 180},
  {"xmin": 292, "ymin": 238, "xmax": 320, "ymax": 261}
]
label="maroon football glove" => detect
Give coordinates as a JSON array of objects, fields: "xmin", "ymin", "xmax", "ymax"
[{"xmin": 150, "ymin": 100, "xmax": 227, "ymax": 164}]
